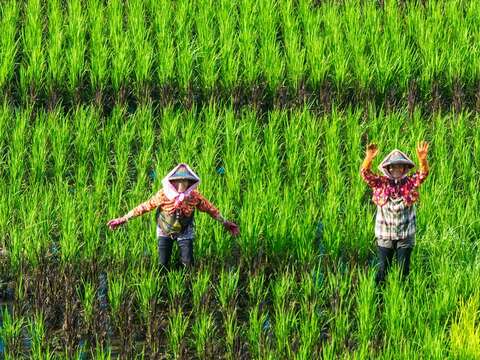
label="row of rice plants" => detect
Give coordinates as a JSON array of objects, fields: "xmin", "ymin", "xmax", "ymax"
[
  {"xmin": 1, "ymin": 103, "xmax": 479, "ymax": 267},
  {"xmin": 2, "ymin": 0, "xmax": 480, "ymax": 105}
]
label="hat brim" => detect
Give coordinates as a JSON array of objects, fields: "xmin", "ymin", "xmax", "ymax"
[{"xmin": 383, "ymin": 160, "xmax": 415, "ymax": 168}]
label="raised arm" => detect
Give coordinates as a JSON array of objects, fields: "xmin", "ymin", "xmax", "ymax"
[
  {"xmin": 409, "ymin": 141, "xmax": 429, "ymax": 188},
  {"xmin": 107, "ymin": 190, "xmax": 163, "ymax": 230},
  {"xmin": 360, "ymin": 143, "xmax": 382, "ymax": 188}
]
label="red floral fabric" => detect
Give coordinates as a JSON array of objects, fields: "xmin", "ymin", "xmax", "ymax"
[{"xmin": 360, "ymin": 168, "xmax": 429, "ymax": 207}]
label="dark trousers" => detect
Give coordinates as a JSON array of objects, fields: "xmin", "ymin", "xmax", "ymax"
[
  {"xmin": 158, "ymin": 237, "xmax": 194, "ymax": 269},
  {"xmin": 375, "ymin": 242, "xmax": 413, "ymax": 285}
]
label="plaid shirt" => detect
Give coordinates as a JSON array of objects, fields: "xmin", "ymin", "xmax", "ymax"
[
  {"xmin": 375, "ymin": 197, "xmax": 416, "ymax": 240},
  {"xmin": 361, "ymin": 168, "xmax": 429, "ymax": 241}
]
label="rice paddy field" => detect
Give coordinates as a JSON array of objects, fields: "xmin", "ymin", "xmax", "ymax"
[{"xmin": 1, "ymin": 0, "xmax": 480, "ymax": 358}]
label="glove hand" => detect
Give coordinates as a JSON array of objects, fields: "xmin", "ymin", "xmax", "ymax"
[
  {"xmin": 416, "ymin": 141, "xmax": 429, "ymax": 160},
  {"xmin": 223, "ymin": 220, "xmax": 240, "ymax": 237},
  {"xmin": 365, "ymin": 143, "xmax": 379, "ymax": 158},
  {"xmin": 107, "ymin": 217, "xmax": 128, "ymax": 230}
]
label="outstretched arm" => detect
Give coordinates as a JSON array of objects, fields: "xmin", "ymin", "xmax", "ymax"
[
  {"xmin": 107, "ymin": 190, "xmax": 163, "ymax": 230},
  {"xmin": 195, "ymin": 191, "xmax": 240, "ymax": 236},
  {"xmin": 360, "ymin": 143, "xmax": 382, "ymax": 188},
  {"xmin": 410, "ymin": 141, "xmax": 429, "ymax": 188}
]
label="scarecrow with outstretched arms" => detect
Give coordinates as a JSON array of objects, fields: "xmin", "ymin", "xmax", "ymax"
[
  {"xmin": 360, "ymin": 141, "xmax": 429, "ymax": 285},
  {"xmin": 107, "ymin": 163, "xmax": 240, "ymax": 269}
]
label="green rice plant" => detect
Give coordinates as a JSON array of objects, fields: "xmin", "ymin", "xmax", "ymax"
[
  {"xmin": 28, "ymin": 312, "xmax": 52, "ymax": 359},
  {"xmin": 300, "ymin": 0, "xmax": 328, "ymax": 88},
  {"xmin": 134, "ymin": 268, "xmax": 160, "ymax": 354},
  {"xmin": 321, "ymin": 109, "xmax": 344, "ymax": 256},
  {"xmin": 87, "ymin": 0, "xmax": 109, "ymax": 98},
  {"xmin": 149, "ymin": 0, "xmax": 175, "ymax": 86},
  {"xmin": 325, "ymin": 265, "xmax": 354, "ymax": 353},
  {"xmin": 217, "ymin": 0, "xmax": 239, "ymax": 90},
  {"xmin": 297, "ymin": 302, "xmax": 321, "ymax": 359},
  {"xmin": 45, "ymin": 0, "xmax": 64, "ymax": 99},
  {"xmin": 223, "ymin": 309, "xmax": 239, "ymax": 360},
  {"xmin": 0, "ymin": 308, "xmax": 24, "ymax": 357},
  {"xmin": 174, "ymin": 0, "xmax": 196, "ymax": 92},
  {"xmin": 272, "ymin": 271, "xmax": 295, "ymax": 314},
  {"xmin": 216, "ymin": 268, "xmax": 239, "ymax": 312},
  {"xmin": 108, "ymin": 0, "xmax": 131, "ymax": 97},
  {"xmin": 19, "ymin": 0, "xmax": 44, "ymax": 101},
  {"xmin": 107, "ymin": 273, "xmax": 125, "ymax": 322},
  {"xmin": 248, "ymin": 306, "xmax": 268, "ymax": 358},
  {"xmin": 167, "ymin": 269, "xmax": 186, "ymax": 310},
  {"xmin": 58, "ymin": 187, "xmax": 80, "ymax": 265},
  {"xmin": 192, "ymin": 269, "xmax": 211, "ymax": 312},
  {"xmin": 127, "ymin": 0, "xmax": 153, "ymax": 100},
  {"xmin": 382, "ymin": 268, "xmax": 408, "ymax": 344},
  {"xmin": 238, "ymin": 0, "xmax": 258, "ymax": 85},
  {"xmin": 280, "ymin": 0, "xmax": 304, "ymax": 89},
  {"xmin": 195, "ymin": 0, "xmax": 218, "ymax": 90},
  {"xmin": 247, "ymin": 273, "xmax": 267, "ymax": 306},
  {"xmin": 0, "ymin": 0, "xmax": 19, "ymax": 95},
  {"xmin": 191, "ymin": 311, "xmax": 215, "ymax": 359},
  {"xmin": 356, "ymin": 269, "xmax": 377, "ymax": 352},
  {"xmin": 79, "ymin": 280, "xmax": 95, "ymax": 330},
  {"xmin": 166, "ymin": 309, "xmax": 189, "ymax": 360},
  {"xmin": 93, "ymin": 345, "xmax": 112, "ymax": 360},
  {"xmin": 30, "ymin": 114, "xmax": 48, "ymax": 185},
  {"xmin": 257, "ymin": 0, "xmax": 283, "ymax": 90},
  {"xmin": 134, "ymin": 269, "xmax": 159, "ymax": 322},
  {"xmin": 321, "ymin": 4, "xmax": 349, "ymax": 91},
  {"xmin": 8, "ymin": 106, "xmax": 29, "ymax": 200},
  {"xmin": 273, "ymin": 307, "xmax": 297, "ymax": 358},
  {"xmin": 48, "ymin": 109, "xmax": 70, "ymax": 182},
  {"xmin": 65, "ymin": 0, "xmax": 86, "ymax": 97}
]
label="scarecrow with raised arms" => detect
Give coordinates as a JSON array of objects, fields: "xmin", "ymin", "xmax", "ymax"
[
  {"xmin": 361, "ymin": 141, "xmax": 429, "ymax": 285},
  {"xmin": 107, "ymin": 163, "xmax": 240, "ymax": 269}
]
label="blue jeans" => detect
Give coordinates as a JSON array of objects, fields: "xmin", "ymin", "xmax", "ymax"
[
  {"xmin": 158, "ymin": 237, "xmax": 194, "ymax": 269},
  {"xmin": 375, "ymin": 242, "xmax": 413, "ymax": 286}
]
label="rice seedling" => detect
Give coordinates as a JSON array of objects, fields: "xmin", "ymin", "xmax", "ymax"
[
  {"xmin": 195, "ymin": 0, "xmax": 218, "ymax": 91},
  {"xmin": 149, "ymin": 0, "xmax": 175, "ymax": 87},
  {"xmin": 166, "ymin": 270, "xmax": 186, "ymax": 311},
  {"xmin": 108, "ymin": 0, "xmax": 131, "ymax": 102},
  {"xmin": 27, "ymin": 312, "xmax": 52, "ymax": 359},
  {"xmin": 127, "ymin": 0, "xmax": 153, "ymax": 101},
  {"xmin": 247, "ymin": 273, "xmax": 267, "ymax": 306},
  {"xmin": 174, "ymin": 0, "xmax": 196, "ymax": 93},
  {"xmin": 238, "ymin": 0, "xmax": 258, "ymax": 86},
  {"xmin": 248, "ymin": 306, "xmax": 269, "ymax": 358},
  {"xmin": 192, "ymin": 310, "xmax": 215, "ymax": 359},
  {"xmin": 257, "ymin": 0, "xmax": 283, "ymax": 90},
  {"xmin": 19, "ymin": 0, "xmax": 44, "ymax": 102},
  {"xmin": 0, "ymin": 0, "xmax": 19, "ymax": 97},
  {"xmin": 0, "ymin": 308, "xmax": 24, "ymax": 357},
  {"xmin": 166, "ymin": 309, "xmax": 189, "ymax": 360},
  {"xmin": 65, "ymin": 0, "xmax": 85, "ymax": 100},
  {"xmin": 45, "ymin": 0, "xmax": 64, "ymax": 104},
  {"xmin": 87, "ymin": 0, "xmax": 108, "ymax": 104},
  {"xmin": 216, "ymin": 268, "xmax": 239, "ymax": 312},
  {"xmin": 192, "ymin": 269, "xmax": 211, "ymax": 312},
  {"xmin": 356, "ymin": 269, "xmax": 377, "ymax": 354},
  {"xmin": 217, "ymin": 0, "xmax": 239, "ymax": 91}
]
